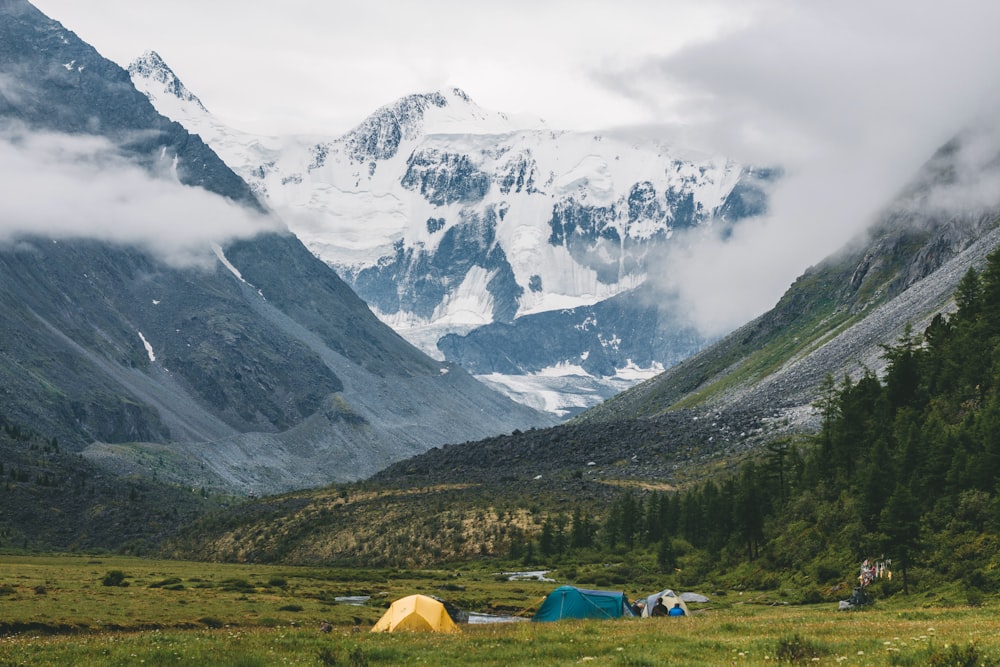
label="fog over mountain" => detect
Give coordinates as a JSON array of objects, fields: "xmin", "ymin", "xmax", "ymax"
[
  {"xmin": 0, "ymin": 123, "xmax": 279, "ymax": 266},
  {"xmin": 611, "ymin": 2, "xmax": 1000, "ymax": 335},
  {"xmin": 17, "ymin": 0, "xmax": 999, "ymax": 424},
  {"xmin": 9, "ymin": 0, "xmax": 1000, "ymax": 587}
]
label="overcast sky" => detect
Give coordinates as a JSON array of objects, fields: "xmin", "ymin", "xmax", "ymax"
[
  {"xmin": 30, "ymin": 0, "xmax": 755, "ymax": 136},
  {"xmin": 23, "ymin": 0, "xmax": 1000, "ymax": 332}
]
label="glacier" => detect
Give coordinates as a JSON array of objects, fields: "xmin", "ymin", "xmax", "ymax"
[{"xmin": 128, "ymin": 52, "xmax": 774, "ymax": 417}]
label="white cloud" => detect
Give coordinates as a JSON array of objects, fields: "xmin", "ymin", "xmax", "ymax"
[
  {"xmin": 0, "ymin": 122, "xmax": 280, "ymax": 266},
  {"xmin": 603, "ymin": 0, "xmax": 1000, "ymax": 335}
]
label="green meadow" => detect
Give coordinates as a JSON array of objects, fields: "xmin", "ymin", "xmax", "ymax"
[{"xmin": 1, "ymin": 553, "xmax": 999, "ymax": 666}]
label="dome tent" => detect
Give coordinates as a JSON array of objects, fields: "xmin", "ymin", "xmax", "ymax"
[
  {"xmin": 532, "ymin": 585, "xmax": 634, "ymax": 622},
  {"xmin": 371, "ymin": 594, "xmax": 460, "ymax": 633},
  {"xmin": 642, "ymin": 589, "xmax": 689, "ymax": 617}
]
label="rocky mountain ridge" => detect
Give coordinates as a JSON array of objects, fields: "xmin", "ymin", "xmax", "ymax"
[
  {"xmin": 0, "ymin": 0, "xmax": 554, "ymax": 495},
  {"xmin": 128, "ymin": 54, "xmax": 776, "ymax": 416}
]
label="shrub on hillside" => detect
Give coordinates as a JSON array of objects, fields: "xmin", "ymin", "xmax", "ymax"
[
  {"xmin": 148, "ymin": 577, "xmax": 182, "ymax": 589},
  {"xmin": 101, "ymin": 570, "xmax": 128, "ymax": 587},
  {"xmin": 774, "ymin": 634, "xmax": 826, "ymax": 663}
]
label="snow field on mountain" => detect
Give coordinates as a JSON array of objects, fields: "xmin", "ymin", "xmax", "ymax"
[{"xmin": 129, "ymin": 62, "xmax": 758, "ymax": 414}]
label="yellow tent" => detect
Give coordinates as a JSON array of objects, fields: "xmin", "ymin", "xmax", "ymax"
[{"xmin": 371, "ymin": 594, "xmax": 460, "ymax": 633}]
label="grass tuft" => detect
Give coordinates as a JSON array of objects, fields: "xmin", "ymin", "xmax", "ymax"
[{"xmin": 774, "ymin": 633, "xmax": 826, "ymax": 663}]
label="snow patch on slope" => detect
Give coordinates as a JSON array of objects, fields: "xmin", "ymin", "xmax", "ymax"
[
  {"xmin": 478, "ymin": 360, "xmax": 666, "ymax": 418},
  {"xmin": 137, "ymin": 331, "xmax": 155, "ymax": 362}
]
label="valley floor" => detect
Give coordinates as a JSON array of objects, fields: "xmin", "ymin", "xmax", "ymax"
[{"xmin": 0, "ymin": 554, "xmax": 997, "ymax": 666}]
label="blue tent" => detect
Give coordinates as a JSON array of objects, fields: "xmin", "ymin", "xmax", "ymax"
[{"xmin": 532, "ymin": 585, "xmax": 634, "ymax": 622}]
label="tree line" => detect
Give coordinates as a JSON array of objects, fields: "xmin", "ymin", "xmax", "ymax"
[{"xmin": 520, "ymin": 247, "xmax": 1000, "ymax": 599}]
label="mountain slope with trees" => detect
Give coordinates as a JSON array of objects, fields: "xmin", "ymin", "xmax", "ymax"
[
  {"xmin": 580, "ymin": 128, "xmax": 1000, "ymax": 427},
  {"xmin": 0, "ymin": 415, "xmax": 219, "ymax": 554},
  {"xmin": 602, "ymin": 247, "xmax": 1000, "ymax": 598},
  {"xmin": 157, "ymin": 249, "xmax": 1000, "ymax": 604},
  {"xmin": 154, "ymin": 120, "xmax": 1000, "ymax": 600}
]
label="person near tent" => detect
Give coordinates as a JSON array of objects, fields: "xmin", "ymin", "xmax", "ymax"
[
  {"xmin": 630, "ymin": 599, "xmax": 646, "ymax": 616},
  {"xmin": 667, "ymin": 601, "xmax": 685, "ymax": 617},
  {"xmin": 650, "ymin": 597, "xmax": 669, "ymax": 617}
]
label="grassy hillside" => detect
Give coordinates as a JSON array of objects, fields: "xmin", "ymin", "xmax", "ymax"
[
  {"xmin": 582, "ymin": 212, "xmax": 997, "ymax": 422},
  {"xmin": 0, "ymin": 416, "xmax": 223, "ymax": 554},
  {"xmin": 158, "ymin": 409, "xmax": 781, "ymax": 570}
]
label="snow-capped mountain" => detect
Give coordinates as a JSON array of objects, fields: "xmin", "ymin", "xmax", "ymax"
[
  {"xmin": 0, "ymin": 3, "xmax": 554, "ymax": 495},
  {"xmin": 130, "ymin": 52, "xmax": 775, "ymax": 416}
]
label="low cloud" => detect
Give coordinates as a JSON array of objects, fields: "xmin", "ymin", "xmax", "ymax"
[
  {"xmin": 911, "ymin": 123, "xmax": 1000, "ymax": 218},
  {"xmin": 0, "ymin": 122, "xmax": 280, "ymax": 267},
  {"xmin": 598, "ymin": 1, "xmax": 1000, "ymax": 337}
]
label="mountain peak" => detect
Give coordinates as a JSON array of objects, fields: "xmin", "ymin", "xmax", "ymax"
[
  {"xmin": 340, "ymin": 87, "xmax": 543, "ymax": 164},
  {"xmin": 128, "ymin": 50, "xmax": 207, "ymax": 112}
]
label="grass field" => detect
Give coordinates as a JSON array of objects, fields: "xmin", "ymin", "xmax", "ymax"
[{"xmin": 1, "ymin": 553, "xmax": 997, "ymax": 666}]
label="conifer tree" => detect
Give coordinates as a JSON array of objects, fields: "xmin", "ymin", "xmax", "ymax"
[
  {"xmin": 879, "ymin": 484, "xmax": 921, "ymax": 594},
  {"xmin": 882, "ymin": 323, "xmax": 922, "ymax": 411},
  {"xmin": 657, "ymin": 536, "xmax": 676, "ymax": 573},
  {"xmin": 954, "ymin": 267, "xmax": 982, "ymax": 322},
  {"xmin": 570, "ymin": 508, "xmax": 594, "ymax": 549}
]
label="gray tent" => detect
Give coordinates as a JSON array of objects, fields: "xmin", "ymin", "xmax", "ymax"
[{"xmin": 642, "ymin": 589, "xmax": 689, "ymax": 616}]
